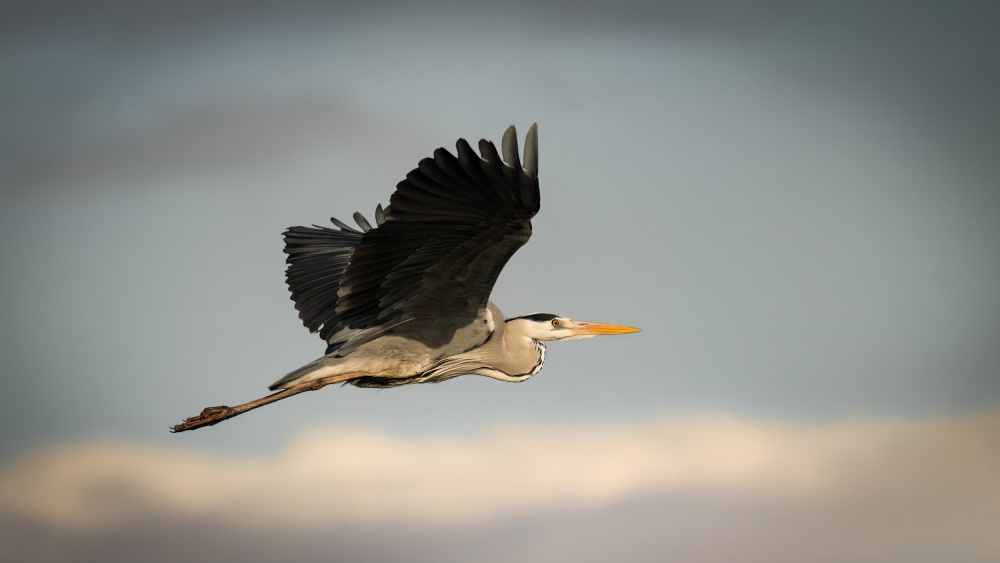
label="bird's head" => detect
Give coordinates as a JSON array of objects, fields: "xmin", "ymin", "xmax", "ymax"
[{"xmin": 507, "ymin": 313, "xmax": 641, "ymax": 341}]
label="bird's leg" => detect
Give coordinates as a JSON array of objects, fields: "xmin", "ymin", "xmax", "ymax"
[{"xmin": 170, "ymin": 372, "xmax": 363, "ymax": 433}]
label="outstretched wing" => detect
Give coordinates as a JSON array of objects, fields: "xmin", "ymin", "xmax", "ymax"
[{"xmin": 284, "ymin": 123, "xmax": 540, "ymax": 350}]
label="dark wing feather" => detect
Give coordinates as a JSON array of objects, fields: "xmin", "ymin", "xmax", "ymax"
[
  {"xmin": 284, "ymin": 124, "xmax": 540, "ymax": 348},
  {"xmin": 338, "ymin": 124, "xmax": 540, "ymax": 348},
  {"xmin": 283, "ymin": 223, "xmax": 364, "ymax": 337}
]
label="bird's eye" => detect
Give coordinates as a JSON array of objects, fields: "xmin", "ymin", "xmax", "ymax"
[{"xmin": 551, "ymin": 319, "xmax": 559, "ymax": 327}]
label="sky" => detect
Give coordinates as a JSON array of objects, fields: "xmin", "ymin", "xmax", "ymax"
[{"xmin": 1, "ymin": 1, "xmax": 999, "ymax": 561}]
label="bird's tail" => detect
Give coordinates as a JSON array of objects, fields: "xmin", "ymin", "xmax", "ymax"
[{"xmin": 268, "ymin": 356, "xmax": 343, "ymax": 391}]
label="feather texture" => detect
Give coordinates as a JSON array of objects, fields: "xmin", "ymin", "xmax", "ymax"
[{"xmin": 283, "ymin": 125, "xmax": 540, "ymax": 349}]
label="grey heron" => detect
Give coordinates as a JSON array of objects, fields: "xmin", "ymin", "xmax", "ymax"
[{"xmin": 172, "ymin": 124, "xmax": 639, "ymax": 432}]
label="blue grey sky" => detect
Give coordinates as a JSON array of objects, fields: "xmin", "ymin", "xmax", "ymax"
[{"xmin": 1, "ymin": 2, "xmax": 998, "ymax": 561}]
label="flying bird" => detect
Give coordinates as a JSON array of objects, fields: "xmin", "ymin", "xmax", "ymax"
[{"xmin": 172, "ymin": 124, "xmax": 639, "ymax": 432}]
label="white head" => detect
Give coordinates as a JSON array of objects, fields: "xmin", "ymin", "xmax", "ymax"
[{"xmin": 506, "ymin": 313, "xmax": 641, "ymax": 341}]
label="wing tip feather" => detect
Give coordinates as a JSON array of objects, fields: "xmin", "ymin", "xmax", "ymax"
[
  {"xmin": 524, "ymin": 123, "xmax": 538, "ymax": 178},
  {"xmin": 501, "ymin": 125, "xmax": 520, "ymax": 170}
]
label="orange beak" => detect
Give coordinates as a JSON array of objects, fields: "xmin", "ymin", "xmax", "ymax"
[{"xmin": 569, "ymin": 321, "xmax": 642, "ymax": 336}]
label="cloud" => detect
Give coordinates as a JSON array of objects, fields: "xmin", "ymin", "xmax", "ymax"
[{"xmin": 1, "ymin": 410, "xmax": 999, "ymax": 561}]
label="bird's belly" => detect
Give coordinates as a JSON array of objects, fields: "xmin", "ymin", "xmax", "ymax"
[
  {"xmin": 338, "ymin": 315, "xmax": 492, "ymax": 380},
  {"xmin": 342, "ymin": 336, "xmax": 440, "ymax": 377}
]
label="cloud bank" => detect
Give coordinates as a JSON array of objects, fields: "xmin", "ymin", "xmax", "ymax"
[{"xmin": 2, "ymin": 410, "xmax": 998, "ymax": 562}]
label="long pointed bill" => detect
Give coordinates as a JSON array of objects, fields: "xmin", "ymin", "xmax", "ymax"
[{"xmin": 569, "ymin": 321, "xmax": 642, "ymax": 336}]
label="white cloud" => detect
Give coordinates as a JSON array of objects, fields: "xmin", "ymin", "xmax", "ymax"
[{"xmin": 2, "ymin": 410, "xmax": 998, "ymax": 562}]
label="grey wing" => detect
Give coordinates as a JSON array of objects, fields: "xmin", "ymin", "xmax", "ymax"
[{"xmin": 284, "ymin": 123, "xmax": 540, "ymax": 352}]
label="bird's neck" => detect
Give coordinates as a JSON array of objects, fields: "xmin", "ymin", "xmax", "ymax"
[{"xmin": 502, "ymin": 328, "xmax": 547, "ymax": 377}]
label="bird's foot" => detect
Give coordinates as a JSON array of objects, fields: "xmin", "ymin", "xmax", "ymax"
[{"xmin": 170, "ymin": 405, "xmax": 234, "ymax": 433}]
